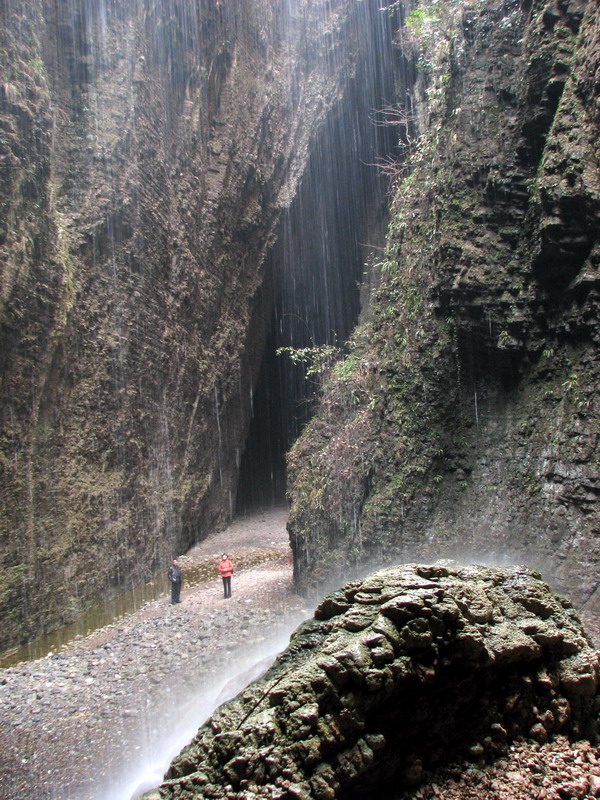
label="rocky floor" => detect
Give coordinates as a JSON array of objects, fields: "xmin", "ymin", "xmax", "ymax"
[
  {"xmin": 397, "ymin": 737, "xmax": 600, "ymax": 800},
  {"xmin": 1, "ymin": 509, "xmax": 599, "ymax": 800},
  {"xmin": 0, "ymin": 507, "xmax": 309, "ymax": 800}
]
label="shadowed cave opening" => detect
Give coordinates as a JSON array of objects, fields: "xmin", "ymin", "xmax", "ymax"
[{"xmin": 236, "ymin": 3, "xmax": 405, "ymax": 513}]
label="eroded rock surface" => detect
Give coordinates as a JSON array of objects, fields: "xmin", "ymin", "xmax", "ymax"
[
  {"xmin": 0, "ymin": 0, "xmax": 392, "ymax": 650},
  {"xmin": 154, "ymin": 564, "xmax": 600, "ymax": 800},
  {"xmin": 286, "ymin": 0, "xmax": 600, "ymax": 640}
]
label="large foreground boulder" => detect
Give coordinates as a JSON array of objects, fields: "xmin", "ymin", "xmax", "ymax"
[{"xmin": 154, "ymin": 564, "xmax": 600, "ymax": 799}]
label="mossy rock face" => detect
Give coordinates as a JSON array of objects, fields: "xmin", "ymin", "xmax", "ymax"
[
  {"xmin": 0, "ymin": 0, "xmax": 388, "ymax": 651},
  {"xmin": 154, "ymin": 563, "xmax": 599, "ymax": 800},
  {"xmin": 287, "ymin": 0, "xmax": 600, "ymax": 627}
]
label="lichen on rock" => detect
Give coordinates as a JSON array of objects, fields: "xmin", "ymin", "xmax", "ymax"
[
  {"xmin": 286, "ymin": 0, "xmax": 600, "ymax": 642},
  {"xmin": 153, "ymin": 563, "xmax": 600, "ymax": 799}
]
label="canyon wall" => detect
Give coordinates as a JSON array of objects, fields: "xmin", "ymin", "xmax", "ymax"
[
  {"xmin": 288, "ymin": 0, "xmax": 600, "ymax": 637},
  {"xmin": 0, "ymin": 0, "xmax": 385, "ymax": 649},
  {"xmin": 3, "ymin": 0, "xmax": 598, "ymax": 654}
]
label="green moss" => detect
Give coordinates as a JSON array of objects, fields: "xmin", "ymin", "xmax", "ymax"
[{"xmin": 0, "ymin": 562, "xmax": 25, "ymax": 606}]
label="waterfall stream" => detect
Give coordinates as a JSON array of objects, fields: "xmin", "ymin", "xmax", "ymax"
[
  {"xmin": 0, "ymin": 510, "xmax": 308, "ymax": 799},
  {"xmin": 2, "ymin": 0, "xmax": 600, "ymax": 795},
  {"xmin": 114, "ymin": 632, "xmax": 297, "ymax": 800},
  {"xmin": 1, "ymin": 0, "xmax": 402, "ymax": 793}
]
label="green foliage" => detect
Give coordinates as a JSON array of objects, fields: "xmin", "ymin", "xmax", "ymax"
[
  {"xmin": 404, "ymin": 286, "xmax": 423, "ymax": 319},
  {"xmin": 331, "ymin": 355, "xmax": 359, "ymax": 383},
  {"xmin": 276, "ymin": 344, "xmax": 340, "ymax": 381},
  {"xmin": 0, "ymin": 562, "xmax": 25, "ymax": 606},
  {"xmin": 405, "ymin": 5, "xmax": 450, "ymax": 74},
  {"xmin": 562, "ymin": 372, "xmax": 579, "ymax": 394},
  {"xmin": 28, "ymin": 57, "xmax": 46, "ymax": 77},
  {"xmin": 561, "ymin": 371, "xmax": 590, "ymax": 411},
  {"xmin": 406, "ymin": 7, "xmax": 427, "ymax": 33}
]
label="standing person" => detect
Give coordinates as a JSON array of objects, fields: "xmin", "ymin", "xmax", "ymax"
[
  {"xmin": 218, "ymin": 553, "xmax": 233, "ymax": 599},
  {"xmin": 168, "ymin": 559, "xmax": 182, "ymax": 604}
]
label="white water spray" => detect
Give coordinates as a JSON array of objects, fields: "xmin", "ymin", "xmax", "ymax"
[{"xmin": 99, "ymin": 627, "xmax": 303, "ymax": 800}]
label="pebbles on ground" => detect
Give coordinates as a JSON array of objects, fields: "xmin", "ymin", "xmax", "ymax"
[{"xmin": 0, "ymin": 508, "xmax": 308, "ymax": 800}]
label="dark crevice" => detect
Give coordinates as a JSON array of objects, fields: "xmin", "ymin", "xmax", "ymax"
[{"xmin": 236, "ymin": 0, "xmax": 402, "ymax": 513}]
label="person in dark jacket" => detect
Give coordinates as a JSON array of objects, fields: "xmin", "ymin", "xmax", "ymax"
[
  {"xmin": 168, "ymin": 559, "xmax": 182, "ymax": 604},
  {"xmin": 218, "ymin": 554, "xmax": 233, "ymax": 599}
]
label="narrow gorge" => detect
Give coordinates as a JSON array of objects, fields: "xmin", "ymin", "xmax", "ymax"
[
  {"xmin": 1, "ymin": 0, "xmax": 600, "ymax": 796},
  {"xmin": 0, "ymin": 0, "xmax": 396, "ymax": 650}
]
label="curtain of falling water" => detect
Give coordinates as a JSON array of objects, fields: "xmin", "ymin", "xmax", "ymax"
[
  {"xmin": 37, "ymin": 0, "xmax": 240, "ymax": 591},
  {"xmin": 236, "ymin": 1, "xmax": 402, "ymax": 511},
  {"xmin": 101, "ymin": 627, "xmax": 307, "ymax": 800}
]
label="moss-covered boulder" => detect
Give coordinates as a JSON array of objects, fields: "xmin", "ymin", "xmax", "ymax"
[{"xmin": 153, "ymin": 563, "xmax": 599, "ymax": 800}]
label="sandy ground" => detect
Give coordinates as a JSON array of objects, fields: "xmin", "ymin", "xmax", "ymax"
[{"xmin": 0, "ymin": 507, "xmax": 310, "ymax": 800}]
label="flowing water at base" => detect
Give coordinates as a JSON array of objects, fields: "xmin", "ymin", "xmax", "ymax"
[{"xmin": 103, "ymin": 629, "xmax": 301, "ymax": 800}]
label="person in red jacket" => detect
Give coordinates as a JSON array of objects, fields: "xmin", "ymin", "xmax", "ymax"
[{"xmin": 218, "ymin": 553, "xmax": 234, "ymax": 599}]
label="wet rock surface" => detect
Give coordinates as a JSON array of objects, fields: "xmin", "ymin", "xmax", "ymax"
[
  {"xmin": 286, "ymin": 0, "xmax": 600, "ymax": 643},
  {"xmin": 157, "ymin": 563, "xmax": 600, "ymax": 800},
  {"xmin": 0, "ymin": 0, "xmax": 392, "ymax": 652}
]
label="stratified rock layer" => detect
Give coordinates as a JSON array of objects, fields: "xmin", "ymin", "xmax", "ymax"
[
  {"xmin": 287, "ymin": 0, "xmax": 600, "ymax": 639},
  {"xmin": 0, "ymin": 0, "xmax": 388, "ymax": 649},
  {"xmin": 155, "ymin": 564, "xmax": 600, "ymax": 800}
]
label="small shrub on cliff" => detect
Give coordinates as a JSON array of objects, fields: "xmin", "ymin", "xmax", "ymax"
[{"xmin": 276, "ymin": 343, "xmax": 341, "ymax": 386}]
